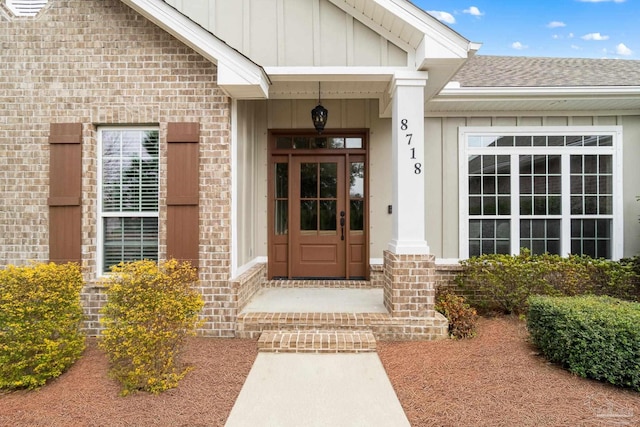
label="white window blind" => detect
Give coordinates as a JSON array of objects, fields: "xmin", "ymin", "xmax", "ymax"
[{"xmin": 99, "ymin": 128, "xmax": 159, "ymax": 273}]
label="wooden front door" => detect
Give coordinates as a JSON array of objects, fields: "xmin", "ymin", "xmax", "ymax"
[
  {"xmin": 290, "ymin": 156, "xmax": 346, "ymax": 278},
  {"xmin": 268, "ymin": 132, "xmax": 368, "ymax": 279}
]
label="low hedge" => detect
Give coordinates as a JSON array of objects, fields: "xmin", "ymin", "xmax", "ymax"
[
  {"xmin": 455, "ymin": 251, "xmax": 638, "ymax": 315},
  {"xmin": 527, "ymin": 295, "xmax": 640, "ymax": 391},
  {"xmin": 0, "ymin": 262, "xmax": 85, "ymax": 390}
]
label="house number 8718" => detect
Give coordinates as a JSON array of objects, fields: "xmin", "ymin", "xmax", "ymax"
[{"xmin": 400, "ymin": 119, "xmax": 422, "ymax": 174}]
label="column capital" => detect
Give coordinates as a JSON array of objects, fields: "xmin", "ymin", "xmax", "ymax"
[{"xmin": 388, "ymin": 71, "xmax": 429, "ymax": 94}]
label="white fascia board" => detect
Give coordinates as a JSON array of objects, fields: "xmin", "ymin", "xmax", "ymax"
[
  {"xmin": 264, "ymin": 66, "xmax": 407, "ymax": 82},
  {"xmin": 438, "ymin": 86, "xmax": 640, "ymax": 98},
  {"xmin": 120, "ymin": 0, "xmax": 269, "ymax": 99}
]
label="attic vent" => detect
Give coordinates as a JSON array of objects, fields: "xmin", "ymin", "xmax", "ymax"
[{"xmin": 6, "ymin": 0, "xmax": 48, "ymax": 16}]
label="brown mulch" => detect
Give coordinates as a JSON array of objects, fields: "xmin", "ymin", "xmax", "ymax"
[
  {"xmin": 378, "ymin": 316, "xmax": 640, "ymax": 427},
  {"xmin": 0, "ymin": 317, "xmax": 638, "ymax": 427}
]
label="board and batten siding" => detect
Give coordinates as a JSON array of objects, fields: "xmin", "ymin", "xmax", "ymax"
[
  {"xmin": 424, "ymin": 115, "xmax": 640, "ymax": 260},
  {"xmin": 163, "ymin": 0, "xmax": 408, "ymax": 67}
]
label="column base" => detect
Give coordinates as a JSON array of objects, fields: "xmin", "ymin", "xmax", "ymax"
[{"xmin": 383, "ymin": 250, "xmax": 437, "ymax": 318}]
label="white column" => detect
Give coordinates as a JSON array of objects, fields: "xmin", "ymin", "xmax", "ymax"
[{"xmin": 387, "ymin": 73, "xmax": 430, "ymax": 255}]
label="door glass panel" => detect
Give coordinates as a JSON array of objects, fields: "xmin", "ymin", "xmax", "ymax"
[
  {"xmin": 319, "ymin": 163, "xmax": 337, "ymax": 198},
  {"xmin": 345, "ymin": 137, "xmax": 363, "ymax": 148},
  {"xmin": 300, "ymin": 200, "xmax": 317, "ymax": 231},
  {"xmin": 319, "ymin": 201, "xmax": 337, "ymax": 231},
  {"xmin": 275, "ymin": 163, "xmax": 288, "ymax": 198},
  {"xmin": 350, "ymin": 162, "xmax": 364, "ymax": 197},
  {"xmin": 350, "ymin": 200, "xmax": 364, "ymax": 231},
  {"xmin": 275, "ymin": 200, "xmax": 288, "ymax": 235},
  {"xmin": 300, "ymin": 163, "xmax": 317, "ymax": 198}
]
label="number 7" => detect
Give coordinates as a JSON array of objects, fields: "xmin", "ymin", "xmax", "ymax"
[{"xmin": 406, "ymin": 133, "xmax": 413, "ymax": 145}]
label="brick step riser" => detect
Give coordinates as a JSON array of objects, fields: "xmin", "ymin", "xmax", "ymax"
[
  {"xmin": 257, "ymin": 330, "xmax": 377, "ymax": 354},
  {"xmin": 237, "ymin": 322, "xmax": 448, "ymax": 340},
  {"xmin": 263, "ymin": 280, "xmax": 380, "ymax": 289}
]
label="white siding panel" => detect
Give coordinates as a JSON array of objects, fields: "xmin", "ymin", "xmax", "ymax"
[
  {"xmin": 387, "ymin": 42, "xmax": 408, "ymax": 66},
  {"xmin": 249, "ymin": 0, "xmax": 279, "ymax": 65},
  {"xmin": 282, "ymin": 0, "xmax": 314, "ymax": 65},
  {"xmin": 166, "ymin": 0, "xmax": 408, "ymax": 67},
  {"xmin": 621, "ymin": 116, "xmax": 640, "ymax": 256},
  {"xmin": 319, "ymin": 0, "xmax": 348, "ymax": 65},
  {"xmin": 353, "ymin": 20, "xmax": 383, "ymax": 66},
  {"xmin": 214, "ymin": 1, "xmax": 244, "ymax": 53}
]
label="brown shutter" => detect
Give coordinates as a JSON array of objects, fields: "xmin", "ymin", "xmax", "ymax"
[
  {"xmin": 166, "ymin": 122, "xmax": 200, "ymax": 267},
  {"xmin": 48, "ymin": 123, "xmax": 82, "ymax": 264}
]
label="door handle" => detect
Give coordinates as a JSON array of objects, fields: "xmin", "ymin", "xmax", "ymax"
[{"xmin": 340, "ymin": 211, "xmax": 345, "ymax": 240}]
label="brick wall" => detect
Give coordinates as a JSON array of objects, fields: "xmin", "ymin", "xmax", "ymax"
[{"xmin": 0, "ymin": 0, "xmax": 235, "ymax": 336}]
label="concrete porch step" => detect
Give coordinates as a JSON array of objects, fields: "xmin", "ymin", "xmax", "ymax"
[{"xmin": 258, "ymin": 329, "xmax": 377, "ymax": 353}]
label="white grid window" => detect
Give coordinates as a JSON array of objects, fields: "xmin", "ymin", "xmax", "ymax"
[
  {"xmin": 459, "ymin": 127, "xmax": 622, "ymax": 260},
  {"xmin": 98, "ymin": 128, "xmax": 159, "ymax": 274}
]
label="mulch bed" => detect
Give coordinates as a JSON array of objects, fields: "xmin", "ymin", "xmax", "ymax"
[
  {"xmin": 378, "ymin": 316, "xmax": 640, "ymax": 427},
  {"xmin": 1, "ymin": 317, "xmax": 638, "ymax": 426}
]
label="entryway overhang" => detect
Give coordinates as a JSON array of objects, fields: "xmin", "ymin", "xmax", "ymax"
[{"xmin": 120, "ymin": 0, "xmax": 271, "ymax": 99}]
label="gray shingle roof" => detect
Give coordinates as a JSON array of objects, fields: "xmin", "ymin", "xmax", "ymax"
[{"xmin": 452, "ymin": 55, "xmax": 640, "ymax": 88}]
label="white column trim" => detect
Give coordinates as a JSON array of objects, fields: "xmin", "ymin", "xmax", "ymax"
[{"xmin": 230, "ymin": 99, "xmax": 239, "ymax": 277}]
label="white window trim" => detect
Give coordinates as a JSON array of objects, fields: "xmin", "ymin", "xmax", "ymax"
[
  {"xmin": 97, "ymin": 126, "xmax": 160, "ymax": 276},
  {"xmin": 458, "ymin": 126, "xmax": 623, "ymax": 260},
  {"xmin": 5, "ymin": 0, "xmax": 48, "ymax": 17}
]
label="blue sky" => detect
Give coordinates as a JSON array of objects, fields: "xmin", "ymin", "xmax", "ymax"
[{"xmin": 411, "ymin": 0, "xmax": 638, "ymax": 59}]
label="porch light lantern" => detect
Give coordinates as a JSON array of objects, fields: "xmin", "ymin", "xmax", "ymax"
[{"xmin": 311, "ymin": 82, "xmax": 328, "ymax": 134}]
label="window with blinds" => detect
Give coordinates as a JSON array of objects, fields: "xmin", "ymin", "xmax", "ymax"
[{"xmin": 98, "ymin": 128, "xmax": 159, "ymax": 273}]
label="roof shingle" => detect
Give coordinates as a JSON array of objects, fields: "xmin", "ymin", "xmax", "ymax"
[{"xmin": 452, "ymin": 55, "xmax": 640, "ymax": 88}]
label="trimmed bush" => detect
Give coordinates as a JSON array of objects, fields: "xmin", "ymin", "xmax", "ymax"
[
  {"xmin": 99, "ymin": 259, "xmax": 204, "ymax": 395},
  {"xmin": 527, "ymin": 295, "xmax": 640, "ymax": 391},
  {"xmin": 456, "ymin": 251, "xmax": 638, "ymax": 315},
  {"xmin": 0, "ymin": 262, "xmax": 85, "ymax": 390},
  {"xmin": 435, "ymin": 290, "xmax": 478, "ymax": 339}
]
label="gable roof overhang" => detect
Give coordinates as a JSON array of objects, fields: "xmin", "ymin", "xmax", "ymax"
[
  {"xmin": 427, "ymin": 85, "xmax": 640, "ymax": 116},
  {"xmin": 120, "ymin": 0, "xmax": 270, "ymax": 99},
  {"xmin": 261, "ymin": 0, "xmax": 479, "ymax": 117},
  {"xmin": 121, "ymin": 0, "xmax": 479, "ymax": 115}
]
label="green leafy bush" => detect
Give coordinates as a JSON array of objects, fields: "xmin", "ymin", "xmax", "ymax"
[
  {"xmin": 527, "ymin": 295, "xmax": 640, "ymax": 391},
  {"xmin": 0, "ymin": 262, "xmax": 85, "ymax": 390},
  {"xmin": 455, "ymin": 250, "xmax": 638, "ymax": 315},
  {"xmin": 99, "ymin": 259, "xmax": 204, "ymax": 395},
  {"xmin": 435, "ymin": 290, "xmax": 478, "ymax": 339}
]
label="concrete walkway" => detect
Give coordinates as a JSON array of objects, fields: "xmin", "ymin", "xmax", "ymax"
[{"xmin": 225, "ymin": 352, "xmax": 410, "ymax": 427}]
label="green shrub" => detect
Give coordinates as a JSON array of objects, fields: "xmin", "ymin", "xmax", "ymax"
[
  {"xmin": 527, "ymin": 295, "xmax": 640, "ymax": 391},
  {"xmin": 456, "ymin": 250, "xmax": 639, "ymax": 315},
  {"xmin": 0, "ymin": 262, "xmax": 85, "ymax": 390},
  {"xmin": 455, "ymin": 250, "xmax": 557, "ymax": 314},
  {"xmin": 435, "ymin": 290, "xmax": 478, "ymax": 339},
  {"xmin": 99, "ymin": 259, "xmax": 204, "ymax": 395}
]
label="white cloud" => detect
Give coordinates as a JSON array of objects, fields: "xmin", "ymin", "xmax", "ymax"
[
  {"xmin": 569, "ymin": 33, "xmax": 574, "ymax": 39},
  {"xmin": 581, "ymin": 32, "xmax": 609, "ymax": 41},
  {"xmin": 577, "ymin": 0, "xmax": 625, "ymax": 3},
  {"xmin": 571, "ymin": 45, "xmax": 581, "ymax": 50},
  {"xmin": 463, "ymin": 6, "xmax": 484, "ymax": 16},
  {"xmin": 616, "ymin": 43, "xmax": 633, "ymax": 56},
  {"xmin": 427, "ymin": 10, "xmax": 456, "ymax": 24},
  {"xmin": 552, "ymin": 34, "xmax": 560, "ymax": 39},
  {"xmin": 511, "ymin": 41, "xmax": 528, "ymax": 50},
  {"xmin": 547, "ymin": 21, "xmax": 566, "ymax": 28}
]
